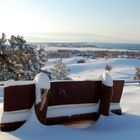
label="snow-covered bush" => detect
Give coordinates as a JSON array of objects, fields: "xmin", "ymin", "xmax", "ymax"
[
  {"xmin": 50, "ymin": 58, "xmax": 69, "ymax": 80},
  {"xmin": 133, "ymin": 67, "xmax": 140, "ymax": 80},
  {"xmin": 77, "ymin": 59, "xmax": 86, "ymax": 63}
]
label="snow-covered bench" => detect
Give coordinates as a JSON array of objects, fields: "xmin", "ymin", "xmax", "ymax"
[
  {"xmin": 0, "ymin": 80, "xmax": 35, "ymax": 132},
  {"xmin": 0, "ymin": 73, "xmax": 124, "ymax": 132},
  {"xmin": 35, "ymin": 78, "xmax": 124, "ymax": 126}
]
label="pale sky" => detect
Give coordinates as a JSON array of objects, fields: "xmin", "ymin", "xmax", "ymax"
[{"xmin": 0, "ymin": 0, "xmax": 140, "ymax": 43}]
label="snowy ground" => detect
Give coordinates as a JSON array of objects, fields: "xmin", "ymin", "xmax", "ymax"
[
  {"xmin": 0, "ymin": 57, "xmax": 140, "ymax": 140},
  {"xmin": 45, "ymin": 57, "xmax": 140, "ymax": 80}
]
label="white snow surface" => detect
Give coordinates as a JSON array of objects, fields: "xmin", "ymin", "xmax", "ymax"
[
  {"xmin": 99, "ymin": 72, "xmax": 113, "ymax": 87},
  {"xmin": 46, "ymin": 103, "xmax": 120, "ymax": 118},
  {"xmin": 34, "ymin": 72, "xmax": 50, "ymax": 104},
  {"xmin": 0, "ymin": 57, "xmax": 140, "ymax": 139},
  {"xmin": 0, "ymin": 104, "xmax": 30, "ymax": 123},
  {"xmin": 4, "ymin": 80, "xmax": 34, "ymax": 87},
  {"xmin": 34, "ymin": 73, "xmax": 50, "ymax": 90},
  {"xmin": 46, "ymin": 103, "xmax": 99, "ymax": 118}
]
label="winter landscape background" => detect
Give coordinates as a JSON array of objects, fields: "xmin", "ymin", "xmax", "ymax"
[
  {"xmin": 0, "ymin": 0, "xmax": 140, "ymax": 139},
  {"xmin": 0, "ymin": 43, "xmax": 140, "ymax": 140}
]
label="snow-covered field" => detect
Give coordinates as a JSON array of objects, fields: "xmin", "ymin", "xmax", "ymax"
[
  {"xmin": 0, "ymin": 57, "xmax": 140, "ymax": 140},
  {"xmin": 45, "ymin": 57, "xmax": 140, "ymax": 80}
]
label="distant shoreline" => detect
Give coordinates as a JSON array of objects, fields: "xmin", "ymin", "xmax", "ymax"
[
  {"xmin": 32, "ymin": 43, "xmax": 140, "ymax": 59},
  {"xmin": 30, "ymin": 42, "xmax": 140, "ymax": 51}
]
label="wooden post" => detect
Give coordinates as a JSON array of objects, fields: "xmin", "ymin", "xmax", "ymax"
[
  {"xmin": 98, "ymin": 85, "xmax": 113, "ymax": 116},
  {"xmin": 98, "ymin": 72, "xmax": 113, "ymax": 116}
]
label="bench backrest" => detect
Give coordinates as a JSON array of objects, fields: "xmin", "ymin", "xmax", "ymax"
[
  {"xmin": 49, "ymin": 81, "xmax": 102, "ymax": 105},
  {"xmin": 4, "ymin": 83, "xmax": 35, "ymax": 111}
]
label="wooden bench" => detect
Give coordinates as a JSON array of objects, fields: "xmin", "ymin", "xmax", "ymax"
[
  {"xmin": 35, "ymin": 80, "xmax": 124, "ymax": 125},
  {"xmin": 0, "ymin": 81, "xmax": 35, "ymax": 132},
  {"xmin": 0, "ymin": 79, "xmax": 124, "ymax": 132}
]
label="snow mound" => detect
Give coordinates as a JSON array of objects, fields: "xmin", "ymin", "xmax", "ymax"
[
  {"xmin": 99, "ymin": 72, "xmax": 113, "ymax": 87},
  {"xmin": 15, "ymin": 105, "xmax": 43, "ymax": 131},
  {"xmin": 34, "ymin": 73, "xmax": 50, "ymax": 104},
  {"xmin": 4, "ymin": 79, "xmax": 33, "ymax": 87},
  {"xmin": 34, "ymin": 73, "xmax": 50, "ymax": 89}
]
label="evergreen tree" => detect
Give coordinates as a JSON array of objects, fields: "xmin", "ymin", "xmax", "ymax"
[
  {"xmin": 0, "ymin": 33, "xmax": 7, "ymax": 50},
  {"xmin": 38, "ymin": 47, "xmax": 48, "ymax": 68},
  {"xmin": 0, "ymin": 33, "xmax": 44, "ymax": 81},
  {"xmin": 50, "ymin": 58, "xmax": 69, "ymax": 80},
  {"xmin": 8, "ymin": 35, "xmax": 26, "ymax": 50}
]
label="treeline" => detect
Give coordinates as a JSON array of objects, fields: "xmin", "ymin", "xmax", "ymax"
[{"xmin": 46, "ymin": 49, "xmax": 140, "ymax": 59}]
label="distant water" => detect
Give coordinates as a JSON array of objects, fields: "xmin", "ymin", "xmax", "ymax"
[
  {"xmin": 33, "ymin": 42, "xmax": 140, "ymax": 51},
  {"xmin": 87, "ymin": 43, "xmax": 140, "ymax": 51}
]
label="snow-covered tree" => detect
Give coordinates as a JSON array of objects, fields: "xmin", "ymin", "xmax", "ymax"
[
  {"xmin": 50, "ymin": 58, "xmax": 69, "ymax": 80},
  {"xmin": 0, "ymin": 33, "xmax": 7, "ymax": 50},
  {"xmin": 8, "ymin": 35, "xmax": 26, "ymax": 50},
  {"xmin": 0, "ymin": 33, "xmax": 43, "ymax": 81},
  {"xmin": 38, "ymin": 47, "xmax": 48, "ymax": 68}
]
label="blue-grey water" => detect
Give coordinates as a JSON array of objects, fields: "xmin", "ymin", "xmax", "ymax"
[
  {"xmin": 36, "ymin": 42, "xmax": 140, "ymax": 51},
  {"xmin": 92, "ymin": 43, "xmax": 140, "ymax": 51},
  {"xmin": 75, "ymin": 42, "xmax": 140, "ymax": 51}
]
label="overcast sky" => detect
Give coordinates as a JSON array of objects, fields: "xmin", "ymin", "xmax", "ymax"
[{"xmin": 0, "ymin": 0, "xmax": 140, "ymax": 43}]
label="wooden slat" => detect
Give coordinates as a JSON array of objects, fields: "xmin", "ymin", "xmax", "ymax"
[
  {"xmin": 48, "ymin": 81, "xmax": 102, "ymax": 106},
  {"xmin": 4, "ymin": 84, "xmax": 35, "ymax": 111},
  {"xmin": 111, "ymin": 80, "xmax": 124, "ymax": 103}
]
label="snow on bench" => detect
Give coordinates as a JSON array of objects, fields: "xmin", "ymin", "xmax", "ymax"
[{"xmin": 0, "ymin": 73, "xmax": 124, "ymax": 132}]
